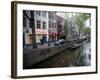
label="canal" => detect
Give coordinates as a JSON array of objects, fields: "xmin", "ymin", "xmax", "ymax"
[{"xmin": 29, "ymin": 40, "xmax": 91, "ymax": 69}]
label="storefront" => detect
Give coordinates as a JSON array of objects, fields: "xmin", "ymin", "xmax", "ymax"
[
  {"xmin": 49, "ymin": 32, "xmax": 57, "ymax": 41},
  {"xmin": 24, "ymin": 33, "xmax": 32, "ymax": 45},
  {"xmin": 35, "ymin": 29, "xmax": 48, "ymax": 43}
]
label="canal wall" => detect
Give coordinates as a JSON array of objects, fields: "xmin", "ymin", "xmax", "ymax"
[{"xmin": 23, "ymin": 44, "xmax": 67, "ymax": 69}]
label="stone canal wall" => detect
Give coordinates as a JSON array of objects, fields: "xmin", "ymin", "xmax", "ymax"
[{"xmin": 23, "ymin": 44, "xmax": 67, "ymax": 69}]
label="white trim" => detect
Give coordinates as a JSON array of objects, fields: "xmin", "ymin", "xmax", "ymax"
[{"xmin": 17, "ymin": 3, "xmax": 96, "ymax": 76}]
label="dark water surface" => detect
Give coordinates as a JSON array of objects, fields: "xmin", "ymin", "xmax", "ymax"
[{"xmin": 30, "ymin": 41, "xmax": 91, "ymax": 68}]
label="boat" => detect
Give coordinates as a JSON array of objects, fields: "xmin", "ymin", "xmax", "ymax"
[
  {"xmin": 66, "ymin": 43, "xmax": 81, "ymax": 49},
  {"xmin": 67, "ymin": 37, "xmax": 87, "ymax": 44}
]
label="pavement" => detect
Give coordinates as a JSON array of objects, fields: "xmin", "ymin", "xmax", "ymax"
[
  {"xmin": 23, "ymin": 43, "xmax": 67, "ymax": 69},
  {"xmin": 37, "ymin": 42, "xmax": 55, "ymax": 49},
  {"xmin": 24, "ymin": 42, "xmax": 55, "ymax": 49}
]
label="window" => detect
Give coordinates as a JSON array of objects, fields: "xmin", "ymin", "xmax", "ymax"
[
  {"xmin": 52, "ymin": 22, "xmax": 54, "ymax": 28},
  {"xmin": 54, "ymin": 23, "xmax": 56, "ymax": 28},
  {"xmin": 43, "ymin": 22, "xmax": 46, "ymax": 29},
  {"xmin": 42, "ymin": 11, "xmax": 46, "ymax": 17},
  {"xmin": 36, "ymin": 11, "xmax": 41, "ymax": 16},
  {"xmin": 49, "ymin": 22, "xmax": 52, "ymax": 28},
  {"xmin": 49, "ymin": 13, "xmax": 52, "ymax": 19},
  {"xmin": 49, "ymin": 12, "xmax": 56, "ymax": 20},
  {"xmin": 37, "ymin": 20, "xmax": 41, "ymax": 29},
  {"xmin": 49, "ymin": 22, "xmax": 56, "ymax": 28},
  {"xmin": 51, "ymin": 23, "xmax": 56, "ymax": 28},
  {"xmin": 52, "ymin": 15, "xmax": 54, "ymax": 20}
]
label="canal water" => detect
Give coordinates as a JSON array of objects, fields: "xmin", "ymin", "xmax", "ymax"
[{"xmin": 30, "ymin": 40, "xmax": 91, "ymax": 69}]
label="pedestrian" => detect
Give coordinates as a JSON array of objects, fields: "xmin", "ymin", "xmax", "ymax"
[
  {"xmin": 48, "ymin": 38, "xmax": 51, "ymax": 48},
  {"xmin": 40, "ymin": 38, "xmax": 43, "ymax": 45}
]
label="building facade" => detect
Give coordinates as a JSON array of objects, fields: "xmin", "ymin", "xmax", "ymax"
[
  {"xmin": 56, "ymin": 15, "xmax": 65, "ymax": 39},
  {"xmin": 65, "ymin": 13, "xmax": 79, "ymax": 40},
  {"xmin": 23, "ymin": 10, "xmax": 58, "ymax": 45},
  {"xmin": 34, "ymin": 11, "xmax": 49, "ymax": 43},
  {"xmin": 23, "ymin": 10, "xmax": 32, "ymax": 45},
  {"xmin": 48, "ymin": 12, "xmax": 57, "ymax": 41}
]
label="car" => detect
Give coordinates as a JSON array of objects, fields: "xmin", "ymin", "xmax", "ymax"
[{"xmin": 54, "ymin": 39, "xmax": 65, "ymax": 45}]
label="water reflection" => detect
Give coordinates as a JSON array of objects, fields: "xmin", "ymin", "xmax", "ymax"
[
  {"xmin": 30, "ymin": 41, "xmax": 91, "ymax": 68},
  {"xmin": 76, "ymin": 41, "xmax": 91, "ymax": 66}
]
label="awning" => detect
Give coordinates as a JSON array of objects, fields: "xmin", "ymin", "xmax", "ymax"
[
  {"xmin": 50, "ymin": 32, "xmax": 57, "ymax": 36},
  {"xmin": 35, "ymin": 29, "xmax": 48, "ymax": 34}
]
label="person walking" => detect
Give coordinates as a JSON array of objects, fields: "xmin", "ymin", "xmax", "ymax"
[
  {"xmin": 40, "ymin": 38, "xmax": 43, "ymax": 45},
  {"xmin": 48, "ymin": 38, "xmax": 51, "ymax": 48}
]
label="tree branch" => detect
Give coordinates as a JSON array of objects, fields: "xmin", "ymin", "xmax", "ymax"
[{"xmin": 23, "ymin": 10, "xmax": 31, "ymax": 21}]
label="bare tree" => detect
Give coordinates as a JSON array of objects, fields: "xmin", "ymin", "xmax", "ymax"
[{"xmin": 23, "ymin": 10, "xmax": 37, "ymax": 48}]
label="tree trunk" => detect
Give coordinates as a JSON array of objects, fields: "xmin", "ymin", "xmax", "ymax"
[{"xmin": 30, "ymin": 11, "xmax": 37, "ymax": 48}]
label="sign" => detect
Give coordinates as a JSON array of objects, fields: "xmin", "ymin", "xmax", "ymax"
[{"xmin": 35, "ymin": 29, "xmax": 48, "ymax": 34}]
